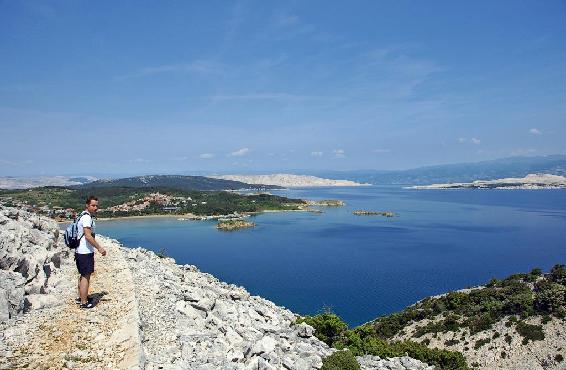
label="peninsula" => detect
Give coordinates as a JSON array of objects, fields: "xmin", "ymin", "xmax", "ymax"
[
  {"xmin": 0, "ymin": 186, "xmax": 307, "ymax": 220},
  {"xmin": 408, "ymin": 174, "xmax": 566, "ymax": 190},
  {"xmin": 210, "ymin": 174, "xmax": 369, "ymax": 187}
]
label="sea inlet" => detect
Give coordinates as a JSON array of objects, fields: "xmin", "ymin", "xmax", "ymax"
[{"xmin": 98, "ymin": 185, "xmax": 566, "ymax": 326}]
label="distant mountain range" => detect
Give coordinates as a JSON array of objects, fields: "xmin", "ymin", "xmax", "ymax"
[
  {"xmin": 3, "ymin": 155, "xmax": 566, "ymax": 189},
  {"xmin": 74, "ymin": 175, "xmax": 281, "ymax": 191},
  {"xmin": 308, "ymin": 155, "xmax": 566, "ymax": 185}
]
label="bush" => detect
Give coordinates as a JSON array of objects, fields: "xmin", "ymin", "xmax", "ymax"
[
  {"xmin": 445, "ymin": 339, "xmax": 459, "ymax": 346},
  {"xmin": 155, "ymin": 248, "xmax": 168, "ymax": 258},
  {"xmin": 516, "ymin": 321, "xmax": 544, "ymax": 344},
  {"xmin": 534, "ymin": 281, "xmax": 565, "ymax": 313},
  {"xmin": 321, "ymin": 350, "xmax": 360, "ymax": 370},
  {"xmin": 474, "ymin": 338, "xmax": 490, "ymax": 350},
  {"xmin": 548, "ymin": 264, "xmax": 566, "ymax": 285},
  {"xmin": 297, "ymin": 313, "xmax": 348, "ymax": 347},
  {"xmin": 555, "ymin": 354, "xmax": 564, "ymax": 362},
  {"xmin": 391, "ymin": 341, "xmax": 469, "ymax": 370},
  {"xmin": 465, "ymin": 313, "xmax": 494, "ymax": 334},
  {"xmin": 504, "ymin": 334, "xmax": 512, "ymax": 344},
  {"xmin": 486, "ymin": 278, "xmax": 498, "ymax": 287}
]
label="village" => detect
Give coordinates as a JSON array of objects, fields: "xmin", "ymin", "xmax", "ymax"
[{"xmin": 0, "ymin": 192, "xmax": 207, "ymax": 221}]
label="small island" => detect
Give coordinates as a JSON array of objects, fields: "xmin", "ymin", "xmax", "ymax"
[
  {"xmin": 216, "ymin": 219, "xmax": 255, "ymax": 231},
  {"xmin": 353, "ymin": 210, "xmax": 396, "ymax": 217}
]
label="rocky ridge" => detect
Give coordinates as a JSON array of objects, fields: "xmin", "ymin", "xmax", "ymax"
[
  {"xmin": 0, "ymin": 206, "xmax": 432, "ymax": 370},
  {"xmin": 408, "ymin": 173, "xmax": 566, "ymax": 189},
  {"xmin": 211, "ymin": 174, "xmax": 368, "ymax": 187}
]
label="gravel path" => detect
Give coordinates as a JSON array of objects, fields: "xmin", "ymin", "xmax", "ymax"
[{"xmin": 0, "ymin": 239, "xmax": 142, "ymax": 370}]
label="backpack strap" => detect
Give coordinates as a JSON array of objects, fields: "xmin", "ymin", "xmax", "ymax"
[
  {"xmin": 76, "ymin": 211, "xmax": 90, "ymax": 242},
  {"xmin": 75, "ymin": 211, "xmax": 90, "ymax": 223}
]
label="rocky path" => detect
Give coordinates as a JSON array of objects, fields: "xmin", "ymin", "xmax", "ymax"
[{"xmin": 1, "ymin": 239, "xmax": 142, "ymax": 370}]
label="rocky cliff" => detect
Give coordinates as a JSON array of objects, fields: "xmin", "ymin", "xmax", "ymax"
[{"xmin": 0, "ymin": 206, "xmax": 431, "ymax": 370}]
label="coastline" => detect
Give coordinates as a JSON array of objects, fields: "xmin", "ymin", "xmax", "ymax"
[{"xmin": 88, "ymin": 208, "xmax": 316, "ymax": 222}]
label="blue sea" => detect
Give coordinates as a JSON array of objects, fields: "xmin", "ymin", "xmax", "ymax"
[{"xmin": 97, "ymin": 186, "xmax": 566, "ymax": 327}]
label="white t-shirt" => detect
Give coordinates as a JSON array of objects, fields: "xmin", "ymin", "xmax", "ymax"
[{"xmin": 76, "ymin": 212, "xmax": 96, "ymax": 254}]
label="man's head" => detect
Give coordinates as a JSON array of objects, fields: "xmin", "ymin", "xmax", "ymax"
[{"xmin": 85, "ymin": 195, "xmax": 99, "ymax": 214}]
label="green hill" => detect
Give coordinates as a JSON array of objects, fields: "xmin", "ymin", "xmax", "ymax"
[{"xmin": 77, "ymin": 175, "xmax": 281, "ymax": 191}]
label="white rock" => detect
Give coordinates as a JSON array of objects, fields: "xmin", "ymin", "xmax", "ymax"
[{"xmin": 251, "ymin": 336, "xmax": 277, "ymax": 355}]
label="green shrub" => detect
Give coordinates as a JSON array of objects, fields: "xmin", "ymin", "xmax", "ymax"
[
  {"xmin": 504, "ymin": 334, "xmax": 512, "ymax": 344},
  {"xmin": 155, "ymin": 248, "xmax": 168, "ymax": 258},
  {"xmin": 548, "ymin": 264, "xmax": 566, "ymax": 285},
  {"xmin": 321, "ymin": 350, "xmax": 360, "ymax": 370},
  {"xmin": 486, "ymin": 278, "xmax": 498, "ymax": 287},
  {"xmin": 516, "ymin": 321, "xmax": 544, "ymax": 344},
  {"xmin": 534, "ymin": 281, "xmax": 565, "ymax": 313},
  {"xmin": 391, "ymin": 341, "xmax": 469, "ymax": 370},
  {"xmin": 465, "ymin": 313, "xmax": 494, "ymax": 334},
  {"xmin": 474, "ymin": 338, "xmax": 490, "ymax": 350},
  {"xmin": 297, "ymin": 313, "xmax": 349, "ymax": 347},
  {"xmin": 530, "ymin": 268, "xmax": 542, "ymax": 276}
]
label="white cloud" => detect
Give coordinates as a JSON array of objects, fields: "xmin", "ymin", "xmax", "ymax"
[
  {"xmin": 510, "ymin": 148, "xmax": 537, "ymax": 156},
  {"xmin": 229, "ymin": 148, "xmax": 250, "ymax": 157},
  {"xmin": 210, "ymin": 93, "xmax": 341, "ymax": 103},
  {"xmin": 119, "ymin": 60, "xmax": 220, "ymax": 79},
  {"xmin": 529, "ymin": 128, "xmax": 542, "ymax": 135},
  {"xmin": 333, "ymin": 149, "xmax": 346, "ymax": 158},
  {"xmin": 130, "ymin": 158, "xmax": 151, "ymax": 163},
  {"xmin": 199, "ymin": 153, "xmax": 215, "ymax": 159},
  {"xmin": 311, "ymin": 151, "xmax": 323, "ymax": 157},
  {"xmin": 0, "ymin": 159, "xmax": 33, "ymax": 166},
  {"xmin": 277, "ymin": 14, "xmax": 299, "ymax": 26},
  {"xmin": 458, "ymin": 137, "xmax": 481, "ymax": 145}
]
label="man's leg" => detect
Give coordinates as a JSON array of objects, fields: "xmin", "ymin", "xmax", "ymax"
[{"xmin": 79, "ymin": 274, "xmax": 91, "ymax": 304}]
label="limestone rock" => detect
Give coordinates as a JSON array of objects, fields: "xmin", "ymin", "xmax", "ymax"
[{"xmin": 296, "ymin": 322, "xmax": 315, "ymax": 338}]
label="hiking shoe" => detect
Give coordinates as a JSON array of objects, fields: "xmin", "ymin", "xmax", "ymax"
[
  {"xmin": 79, "ymin": 301, "xmax": 95, "ymax": 309},
  {"xmin": 75, "ymin": 297, "xmax": 92, "ymax": 305}
]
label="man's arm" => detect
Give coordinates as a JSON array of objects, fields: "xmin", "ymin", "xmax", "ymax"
[{"xmin": 84, "ymin": 227, "xmax": 107, "ymax": 256}]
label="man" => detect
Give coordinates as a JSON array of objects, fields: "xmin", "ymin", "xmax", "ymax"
[{"xmin": 75, "ymin": 196, "xmax": 107, "ymax": 309}]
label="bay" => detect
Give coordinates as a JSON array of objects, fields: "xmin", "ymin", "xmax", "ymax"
[{"xmin": 97, "ymin": 186, "xmax": 566, "ymax": 326}]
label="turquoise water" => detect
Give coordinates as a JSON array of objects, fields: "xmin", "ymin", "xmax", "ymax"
[{"xmin": 97, "ymin": 186, "xmax": 566, "ymax": 326}]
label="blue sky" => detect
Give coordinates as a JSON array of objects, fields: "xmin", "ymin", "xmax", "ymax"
[{"xmin": 1, "ymin": 1, "xmax": 565, "ymax": 176}]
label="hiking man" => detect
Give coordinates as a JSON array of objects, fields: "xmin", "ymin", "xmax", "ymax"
[{"xmin": 75, "ymin": 196, "xmax": 106, "ymax": 308}]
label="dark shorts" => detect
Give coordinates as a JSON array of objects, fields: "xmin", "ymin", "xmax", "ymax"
[{"xmin": 75, "ymin": 253, "xmax": 95, "ymax": 277}]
